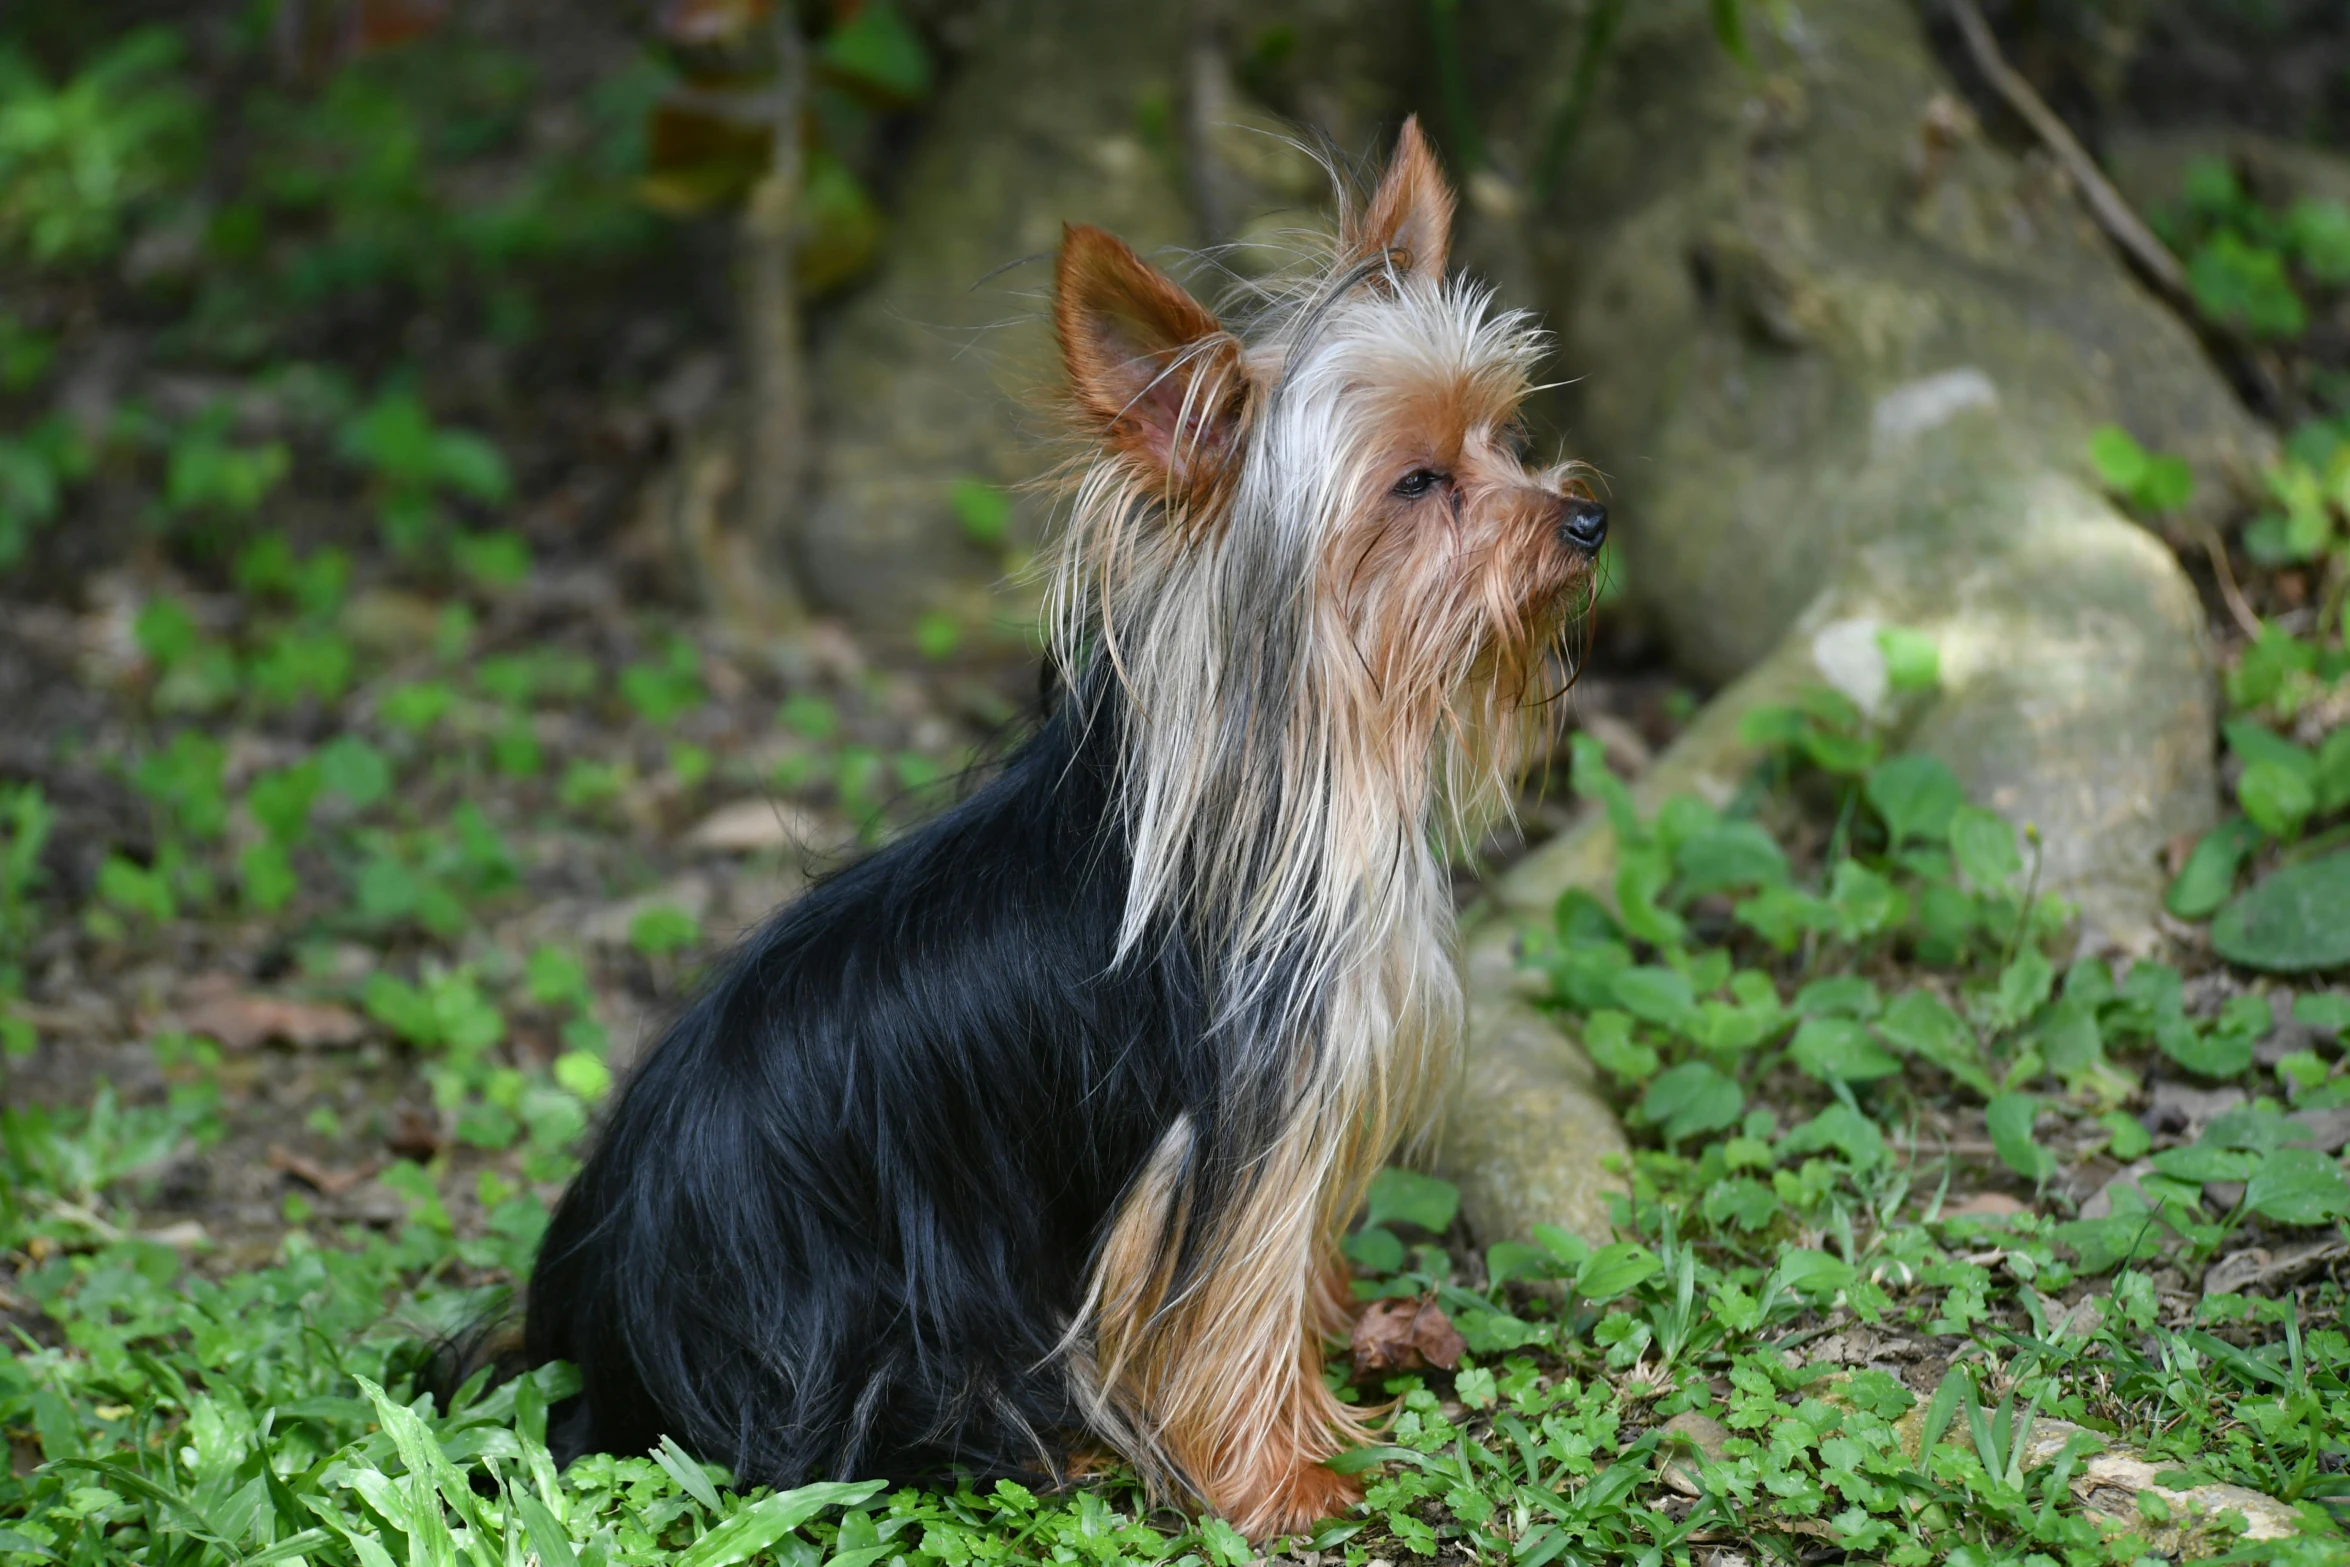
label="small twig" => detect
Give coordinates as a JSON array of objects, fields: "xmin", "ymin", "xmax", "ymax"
[
  {"xmin": 2000, "ymin": 823, "xmax": 2043, "ymax": 971},
  {"xmin": 1901, "ymin": 1139, "xmax": 2000, "ymax": 1158},
  {"xmin": 1425, "ymin": 0, "xmax": 1485, "ymax": 172},
  {"xmin": 1183, "ymin": 0, "xmax": 1237, "ymax": 245},
  {"xmin": 2195, "ymin": 519, "xmax": 2266, "ymax": 642},
  {"xmin": 1945, "ymin": 0, "xmax": 2187, "ymax": 305},
  {"xmin": 35, "ymin": 1194, "xmax": 124, "ymax": 1243},
  {"xmin": 1947, "ymin": 0, "xmax": 2183, "ymax": 295},
  {"xmin": 1531, "ymin": 0, "xmax": 1627, "ymax": 203}
]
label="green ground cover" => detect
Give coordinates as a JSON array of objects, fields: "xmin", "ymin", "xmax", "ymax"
[{"xmin": 7, "ymin": 643, "xmax": 2350, "ymax": 1566}]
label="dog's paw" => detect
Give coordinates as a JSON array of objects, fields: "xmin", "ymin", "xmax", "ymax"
[{"xmin": 1234, "ymin": 1459, "xmax": 1363, "ymax": 1540}]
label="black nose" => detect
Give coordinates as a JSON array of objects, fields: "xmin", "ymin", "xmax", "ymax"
[{"xmin": 1559, "ymin": 497, "xmax": 1608, "ymax": 554}]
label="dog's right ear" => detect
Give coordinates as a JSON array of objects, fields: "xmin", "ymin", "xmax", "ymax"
[
  {"xmin": 1344, "ymin": 116, "xmax": 1453, "ymax": 281},
  {"xmin": 1056, "ymin": 224, "xmax": 1249, "ymax": 506}
]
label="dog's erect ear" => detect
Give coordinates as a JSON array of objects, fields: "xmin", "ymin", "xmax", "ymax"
[
  {"xmin": 1346, "ymin": 116, "xmax": 1453, "ymax": 281},
  {"xmin": 1056, "ymin": 223, "xmax": 1248, "ymax": 502}
]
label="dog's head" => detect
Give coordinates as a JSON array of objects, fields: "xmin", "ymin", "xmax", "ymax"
[{"xmin": 1050, "ymin": 118, "xmax": 1602, "ymax": 775}]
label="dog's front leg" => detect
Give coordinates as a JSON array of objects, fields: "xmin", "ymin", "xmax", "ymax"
[{"xmin": 1084, "ymin": 1133, "xmax": 1370, "ymax": 1540}]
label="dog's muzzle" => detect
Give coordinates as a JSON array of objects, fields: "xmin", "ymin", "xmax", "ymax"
[{"xmin": 1557, "ymin": 497, "xmax": 1608, "ymax": 554}]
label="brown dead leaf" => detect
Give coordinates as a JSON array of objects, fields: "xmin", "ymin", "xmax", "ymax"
[
  {"xmin": 2016, "ymin": 1419, "xmax": 2297, "ymax": 1550},
  {"xmin": 177, "ymin": 977, "xmax": 364, "ymax": 1052},
  {"xmin": 275, "ymin": 0, "xmax": 447, "ymax": 80},
  {"xmin": 639, "ymin": 101, "xmax": 774, "ymax": 214},
  {"xmin": 1660, "ymin": 1411, "xmax": 1731, "ymax": 1496},
  {"xmin": 2203, "ymin": 1239, "xmax": 2350, "ymax": 1299},
  {"xmin": 353, "ymin": 0, "xmax": 449, "ymax": 50},
  {"xmin": 1804, "ymin": 1327, "xmax": 1892, "ymax": 1366},
  {"xmin": 1350, "ymin": 1297, "xmax": 1465, "ymax": 1377},
  {"xmin": 386, "ymin": 1107, "xmax": 445, "ymax": 1162},
  {"xmin": 683, "ymin": 797, "xmax": 826, "ymax": 853},
  {"xmin": 1943, "ymin": 1191, "xmax": 2029, "ymax": 1218},
  {"xmin": 2164, "ymin": 830, "xmax": 2199, "ymax": 877},
  {"xmin": 2288, "ymin": 1106, "xmax": 2350, "ymax": 1153},
  {"xmin": 137, "ymin": 1220, "xmax": 211, "ymax": 1251},
  {"xmin": 658, "ymin": 0, "xmax": 774, "ymax": 46},
  {"xmin": 2080, "ymin": 1158, "xmax": 2158, "ymax": 1221},
  {"xmin": 268, "ymin": 1145, "xmax": 378, "ymax": 1196}
]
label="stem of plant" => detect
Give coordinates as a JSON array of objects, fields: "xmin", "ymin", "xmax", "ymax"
[
  {"xmin": 1531, "ymin": 0, "xmax": 1626, "ymax": 203},
  {"xmin": 2000, "ymin": 824, "xmax": 2043, "ymax": 971},
  {"xmin": 1425, "ymin": 0, "xmax": 1484, "ymax": 172}
]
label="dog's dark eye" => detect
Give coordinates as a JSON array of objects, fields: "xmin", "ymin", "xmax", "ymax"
[{"xmin": 1393, "ymin": 468, "xmax": 1447, "ymax": 499}]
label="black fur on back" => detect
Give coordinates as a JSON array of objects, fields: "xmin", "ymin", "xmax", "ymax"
[{"xmin": 522, "ymin": 675, "xmax": 1222, "ymax": 1487}]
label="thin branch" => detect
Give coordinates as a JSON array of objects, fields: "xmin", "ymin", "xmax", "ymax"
[
  {"xmin": 1426, "ymin": 0, "xmax": 1485, "ymax": 171},
  {"xmin": 1945, "ymin": 0, "xmax": 2187, "ymax": 305},
  {"xmin": 2195, "ymin": 519, "xmax": 2265, "ymax": 642},
  {"xmin": 1531, "ymin": 0, "xmax": 1627, "ymax": 204},
  {"xmin": 715, "ymin": 10, "xmax": 811, "ymax": 627},
  {"xmin": 1184, "ymin": 0, "xmax": 1236, "ymax": 245}
]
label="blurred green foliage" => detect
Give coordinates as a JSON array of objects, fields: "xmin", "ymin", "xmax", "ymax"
[
  {"xmin": 2158, "ymin": 155, "xmax": 2350, "ymax": 344},
  {"xmin": 0, "ymin": 29, "xmax": 198, "ymax": 266}
]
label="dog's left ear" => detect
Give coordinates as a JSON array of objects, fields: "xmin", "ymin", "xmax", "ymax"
[
  {"xmin": 1346, "ymin": 115, "xmax": 1454, "ymax": 281},
  {"xmin": 1056, "ymin": 223, "xmax": 1249, "ymax": 506}
]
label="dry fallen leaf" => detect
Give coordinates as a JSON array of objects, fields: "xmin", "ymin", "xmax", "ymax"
[
  {"xmin": 1660, "ymin": 1411, "xmax": 1732, "ymax": 1497},
  {"xmin": 386, "ymin": 1107, "xmax": 445, "ymax": 1162},
  {"xmin": 176, "ymin": 977, "xmax": 364, "ymax": 1052},
  {"xmin": 1942, "ymin": 1191, "xmax": 2029, "ymax": 1218},
  {"xmin": 353, "ymin": 0, "xmax": 449, "ymax": 50},
  {"xmin": 267, "ymin": 1145, "xmax": 378, "ymax": 1196},
  {"xmin": 683, "ymin": 797, "xmax": 827, "ymax": 853},
  {"xmin": 2015, "ymin": 1418, "xmax": 2297, "ymax": 1551},
  {"xmin": 657, "ymin": 0, "xmax": 773, "ymax": 46},
  {"xmin": 2202, "ymin": 1239, "xmax": 2350, "ymax": 1299},
  {"xmin": 1350, "ymin": 1297, "xmax": 1465, "ymax": 1377},
  {"xmin": 137, "ymin": 1221, "xmax": 211, "ymax": 1251}
]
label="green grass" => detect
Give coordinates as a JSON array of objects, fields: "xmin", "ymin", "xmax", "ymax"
[{"xmin": 7, "ymin": 655, "xmax": 2350, "ymax": 1564}]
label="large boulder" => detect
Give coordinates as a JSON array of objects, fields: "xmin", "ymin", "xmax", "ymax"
[
  {"xmin": 1539, "ymin": 0, "xmax": 2269, "ymax": 945},
  {"xmin": 1439, "ymin": 0, "xmax": 2276, "ymax": 1247}
]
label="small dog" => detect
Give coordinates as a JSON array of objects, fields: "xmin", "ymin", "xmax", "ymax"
[{"xmin": 523, "ymin": 119, "xmax": 1605, "ymax": 1537}]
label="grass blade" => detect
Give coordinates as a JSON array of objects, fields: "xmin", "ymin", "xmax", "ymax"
[
  {"xmin": 245, "ymin": 1530, "xmax": 335, "ymax": 1566},
  {"xmin": 1962, "ymin": 1374, "xmax": 1999, "ymax": 1476},
  {"xmin": 1916, "ymin": 1364, "xmax": 1965, "ymax": 1470},
  {"xmin": 673, "ymin": 1480, "xmax": 886, "ymax": 1567},
  {"xmin": 654, "ymin": 1435, "xmax": 724, "ymax": 1514},
  {"xmin": 511, "ymin": 1485, "xmax": 578, "ymax": 1567}
]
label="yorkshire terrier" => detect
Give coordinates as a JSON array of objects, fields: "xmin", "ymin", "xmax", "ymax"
[{"xmin": 522, "ymin": 119, "xmax": 1606, "ymax": 1537}]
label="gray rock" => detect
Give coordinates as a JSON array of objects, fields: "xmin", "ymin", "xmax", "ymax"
[
  {"xmin": 1436, "ymin": 915, "xmax": 1631, "ymax": 1251},
  {"xmin": 1440, "ymin": 0, "xmax": 2273, "ymax": 1248},
  {"xmin": 1533, "ymin": 0, "xmax": 2268, "ymax": 948}
]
